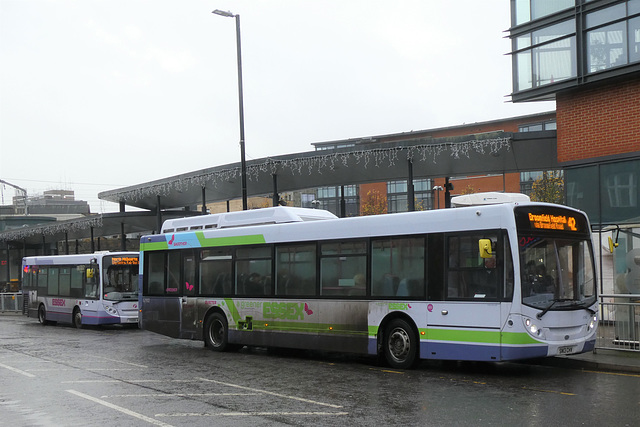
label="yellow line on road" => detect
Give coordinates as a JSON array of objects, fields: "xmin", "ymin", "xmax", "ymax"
[{"xmin": 583, "ymin": 370, "xmax": 640, "ymax": 378}]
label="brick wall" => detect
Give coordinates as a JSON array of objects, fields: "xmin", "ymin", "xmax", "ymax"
[{"xmin": 556, "ymin": 75, "xmax": 640, "ymax": 163}]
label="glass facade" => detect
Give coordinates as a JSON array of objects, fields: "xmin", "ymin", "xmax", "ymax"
[
  {"xmin": 565, "ymin": 159, "xmax": 639, "ymax": 225},
  {"xmin": 387, "ymin": 179, "xmax": 433, "ymax": 213},
  {"xmin": 511, "ymin": 0, "xmax": 640, "ymax": 98},
  {"xmin": 316, "ymin": 185, "xmax": 359, "ymax": 216}
]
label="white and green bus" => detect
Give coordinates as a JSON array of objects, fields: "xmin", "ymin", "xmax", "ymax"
[{"xmin": 139, "ymin": 197, "xmax": 597, "ymax": 368}]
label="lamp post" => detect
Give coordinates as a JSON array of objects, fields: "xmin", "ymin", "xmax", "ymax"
[{"xmin": 213, "ymin": 9, "xmax": 248, "ymax": 210}]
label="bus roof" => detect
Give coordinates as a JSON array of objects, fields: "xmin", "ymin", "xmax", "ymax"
[
  {"xmin": 451, "ymin": 192, "xmax": 530, "ymax": 207},
  {"xmin": 161, "ymin": 206, "xmax": 338, "ymax": 233},
  {"xmin": 22, "ymin": 251, "xmax": 138, "ymax": 265}
]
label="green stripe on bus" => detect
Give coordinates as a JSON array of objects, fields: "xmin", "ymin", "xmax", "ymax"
[
  {"xmin": 501, "ymin": 331, "xmax": 542, "ymax": 345},
  {"xmin": 140, "ymin": 241, "xmax": 168, "ymax": 251},
  {"xmin": 196, "ymin": 232, "xmax": 266, "ymax": 247},
  {"xmin": 425, "ymin": 328, "xmax": 541, "ymax": 345},
  {"xmin": 427, "ymin": 328, "xmax": 502, "ymax": 344}
]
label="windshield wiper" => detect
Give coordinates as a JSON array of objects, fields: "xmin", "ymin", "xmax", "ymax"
[{"xmin": 536, "ymin": 298, "xmax": 573, "ymax": 319}]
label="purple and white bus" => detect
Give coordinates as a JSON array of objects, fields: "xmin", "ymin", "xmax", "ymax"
[{"xmin": 22, "ymin": 252, "xmax": 139, "ymax": 328}]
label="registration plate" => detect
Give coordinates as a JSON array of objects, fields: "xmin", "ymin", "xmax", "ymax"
[{"xmin": 558, "ymin": 345, "xmax": 575, "ymax": 355}]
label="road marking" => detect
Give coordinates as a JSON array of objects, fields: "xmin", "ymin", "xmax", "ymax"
[
  {"xmin": 521, "ymin": 387, "xmax": 576, "ymax": 396},
  {"xmin": 584, "ymin": 370, "xmax": 640, "ymax": 378},
  {"xmin": 29, "ymin": 368, "xmax": 139, "ymax": 372},
  {"xmin": 62, "ymin": 379, "xmax": 194, "ymax": 384},
  {"xmin": 156, "ymin": 411, "xmax": 349, "ymax": 418},
  {"xmin": 101, "ymin": 393, "xmax": 259, "ymax": 398},
  {"xmin": 66, "ymin": 389, "xmax": 174, "ymax": 427},
  {"xmin": 369, "ymin": 367, "xmax": 405, "ymax": 374},
  {"xmin": 198, "ymin": 377, "xmax": 343, "ymax": 408},
  {"xmin": 0, "ymin": 362, "xmax": 36, "ymax": 378},
  {"xmin": 93, "ymin": 355, "xmax": 148, "ymax": 368}
]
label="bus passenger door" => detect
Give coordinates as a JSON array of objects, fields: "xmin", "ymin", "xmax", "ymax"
[{"xmin": 180, "ymin": 252, "xmax": 198, "ymax": 339}]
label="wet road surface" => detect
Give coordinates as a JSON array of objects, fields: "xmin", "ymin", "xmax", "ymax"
[{"xmin": 1, "ymin": 315, "xmax": 639, "ymax": 426}]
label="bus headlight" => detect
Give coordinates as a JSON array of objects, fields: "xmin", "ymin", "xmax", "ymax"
[
  {"xmin": 105, "ymin": 306, "xmax": 118, "ymax": 316},
  {"xmin": 524, "ymin": 318, "xmax": 542, "ymax": 336},
  {"xmin": 587, "ymin": 315, "xmax": 597, "ymax": 332}
]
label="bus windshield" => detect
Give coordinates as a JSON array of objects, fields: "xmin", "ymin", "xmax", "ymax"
[
  {"xmin": 103, "ymin": 255, "xmax": 139, "ymax": 301},
  {"xmin": 520, "ymin": 236, "xmax": 596, "ymax": 312}
]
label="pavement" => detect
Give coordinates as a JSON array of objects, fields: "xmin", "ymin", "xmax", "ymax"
[
  {"xmin": 531, "ymin": 348, "xmax": 640, "ymax": 374},
  {"xmin": 2, "ymin": 311, "xmax": 639, "ymax": 374}
]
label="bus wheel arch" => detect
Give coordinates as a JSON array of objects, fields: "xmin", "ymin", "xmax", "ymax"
[
  {"xmin": 72, "ymin": 307, "xmax": 83, "ymax": 329},
  {"xmin": 379, "ymin": 314, "xmax": 419, "ymax": 369}
]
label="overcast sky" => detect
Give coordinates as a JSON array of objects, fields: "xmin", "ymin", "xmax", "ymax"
[{"xmin": 0, "ymin": 0, "xmax": 554, "ymax": 213}]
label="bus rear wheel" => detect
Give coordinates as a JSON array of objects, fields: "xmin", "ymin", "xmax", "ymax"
[
  {"xmin": 384, "ymin": 318, "xmax": 418, "ymax": 369},
  {"xmin": 204, "ymin": 313, "xmax": 231, "ymax": 352},
  {"xmin": 38, "ymin": 305, "xmax": 47, "ymax": 325},
  {"xmin": 73, "ymin": 308, "xmax": 83, "ymax": 329}
]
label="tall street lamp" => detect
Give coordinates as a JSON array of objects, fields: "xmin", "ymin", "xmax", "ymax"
[{"xmin": 213, "ymin": 9, "xmax": 248, "ymax": 210}]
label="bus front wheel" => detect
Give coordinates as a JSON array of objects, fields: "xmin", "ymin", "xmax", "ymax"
[
  {"xmin": 73, "ymin": 308, "xmax": 83, "ymax": 329},
  {"xmin": 384, "ymin": 318, "xmax": 418, "ymax": 369},
  {"xmin": 204, "ymin": 312, "xmax": 231, "ymax": 352}
]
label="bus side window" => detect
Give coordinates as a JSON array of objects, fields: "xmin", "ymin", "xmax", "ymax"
[
  {"xmin": 200, "ymin": 249, "xmax": 232, "ymax": 296},
  {"xmin": 145, "ymin": 252, "xmax": 166, "ymax": 296},
  {"xmin": 427, "ymin": 234, "xmax": 445, "ymax": 301},
  {"xmin": 447, "ymin": 233, "xmax": 499, "ymax": 300},
  {"xmin": 371, "ymin": 237, "xmax": 425, "ymax": 298},
  {"xmin": 37, "ymin": 266, "xmax": 48, "ymax": 296},
  {"xmin": 276, "ymin": 244, "xmax": 316, "ymax": 296},
  {"xmin": 70, "ymin": 267, "xmax": 84, "ymax": 298}
]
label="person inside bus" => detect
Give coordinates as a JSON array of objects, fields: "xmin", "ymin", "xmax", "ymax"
[{"xmin": 245, "ymin": 272, "xmax": 263, "ymax": 294}]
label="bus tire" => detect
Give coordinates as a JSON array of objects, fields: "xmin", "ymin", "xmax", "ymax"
[
  {"xmin": 384, "ymin": 318, "xmax": 418, "ymax": 369},
  {"xmin": 38, "ymin": 305, "xmax": 48, "ymax": 325},
  {"xmin": 204, "ymin": 312, "xmax": 231, "ymax": 352},
  {"xmin": 73, "ymin": 308, "xmax": 83, "ymax": 329}
]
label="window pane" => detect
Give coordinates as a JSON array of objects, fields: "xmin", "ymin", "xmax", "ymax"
[
  {"xmin": 532, "ymin": 37, "xmax": 576, "ymax": 85},
  {"xmin": 447, "ymin": 234, "xmax": 499, "ymax": 299},
  {"xmin": 516, "ymin": 51, "xmax": 533, "ymax": 90},
  {"xmin": 200, "ymin": 249, "xmax": 232, "ymax": 295},
  {"xmin": 601, "ymin": 160, "xmax": 640, "ymax": 224},
  {"xmin": 70, "ymin": 267, "xmax": 83, "ymax": 298},
  {"xmin": 146, "ymin": 252, "xmax": 165, "ymax": 295},
  {"xmin": 237, "ymin": 259, "xmax": 272, "ymax": 296},
  {"xmin": 276, "ymin": 245, "xmax": 316, "ymax": 296},
  {"xmin": 586, "ymin": 3, "xmax": 626, "ymax": 29},
  {"xmin": 59, "ymin": 267, "xmax": 71, "ymax": 297},
  {"xmin": 630, "ymin": 17, "xmax": 640, "ymax": 63},
  {"xmin": 371, "ymin": 238, "xmax": 425, "ymax": 298},
  {"xmin": 166, "ymin": 252, "xmax": 181, "ymax": 295},
  {"xmin": 532, "ymin": 20, "xmax": 575, "ymax": 44},
  {"xmin": 531, "ymin": 0, "xmax": 574, "ymax": 22},
  {"xmin": 48, "ymin": 267, "xmax": 59, "ymax": 296},
  {"xmin": 588, "ymin": 22, "xmax": 627, "ymax": 72},
  {"xmin": 184, "ymin": 254, "xmax": 197, "ymax": 296},
  {"xmin": 565, "ymin": 166, "xmax": 600, "ymax": 223},
  {"xmin": 320, "ymin": 256, "xmax": 366, "ymax": 296}
]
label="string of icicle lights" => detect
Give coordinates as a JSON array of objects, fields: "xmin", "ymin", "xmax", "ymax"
[
  {"xmin": 113, "ymin": 136, "xmax": 511, "ymax": 202},
  {"xmin": 0, "ymin": 216, "xmax": 103, "ymax": 242}
]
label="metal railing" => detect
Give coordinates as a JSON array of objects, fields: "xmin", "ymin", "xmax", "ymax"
[
  {"xmin": 0, "ymin": 292, "xmax": 23, "ymax": 313},
  {"xmin": 597, "ymin": 294, "xmax": 640, "ymax": 352}
]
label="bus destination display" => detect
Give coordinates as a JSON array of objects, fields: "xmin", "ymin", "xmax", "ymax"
[{"xmin": 528, "ymin": 212, "xmax": 577, "ymax": 231}]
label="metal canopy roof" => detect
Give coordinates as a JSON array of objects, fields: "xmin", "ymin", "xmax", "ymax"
[
  {"xmin": 0, "ymin": 211, "xmax": 199, "ymax": 247},
  {"xmin": 1, "ymin": 130, "xmax": 557, "ymax": 248},
  {"xmin": 99, "ymin": 131, "xmax": 557, "ymax": 211}
]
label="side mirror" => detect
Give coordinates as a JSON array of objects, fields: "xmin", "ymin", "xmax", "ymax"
[{"xmin": 479, "ymin": 239, "xmax": 493, "ymax": 259}]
